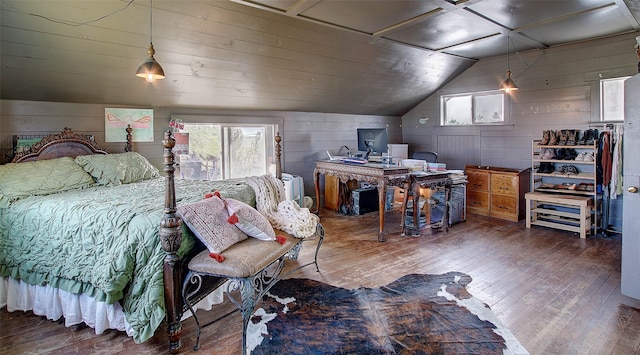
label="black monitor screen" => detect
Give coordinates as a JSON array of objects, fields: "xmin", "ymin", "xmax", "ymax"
[{"xmin": 357, "ymin": 128, "xmax": 388, "ymax": 155}]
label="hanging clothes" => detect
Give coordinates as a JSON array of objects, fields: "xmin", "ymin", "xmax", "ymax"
[
  {"xmin": 614, "ymin": 129, "xmax": 624, "ymax": 197},
  {"xmin": 600, "ymin": 131, "xmax": 612, "ymax": 188}
]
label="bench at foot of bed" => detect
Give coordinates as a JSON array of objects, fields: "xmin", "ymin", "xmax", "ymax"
[{"xmin": 181, "ymin": 224, "xmax": 323, "ymax": 353}]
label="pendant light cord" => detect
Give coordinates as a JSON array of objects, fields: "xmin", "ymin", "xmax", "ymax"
[
  {"xmin": 507, "ymin": 32, "xmax": 510, "ymax": 70},
  {"xmin": 150, "ymin": 0, "xmax": 153, "ymax": 44},
  {"xmin": 3, "ymin": 0, "xmax": 135, "ymax": 27}
]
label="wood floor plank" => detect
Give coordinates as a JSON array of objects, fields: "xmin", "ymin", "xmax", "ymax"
[{"xmin": 2, "ymin": 210, "xmax": 640, "ymax": 354}]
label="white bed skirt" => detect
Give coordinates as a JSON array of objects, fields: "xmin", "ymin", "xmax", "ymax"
[{"xmin": 0, "ymin": 276, "xmax": 226, "ymax": 339}]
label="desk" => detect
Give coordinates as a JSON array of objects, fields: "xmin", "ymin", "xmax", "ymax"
[
  {"xmin": 314, "ymin": 160, "xmax": 410, "ymax": 241},
  {"xmin": 400, "ymin": 172, "xmax": 452, "ymax": 236}
]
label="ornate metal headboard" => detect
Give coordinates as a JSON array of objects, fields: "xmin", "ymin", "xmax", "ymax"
[{"xmin": 11, "ymin": 127, "xmax": 111, "ymax": 163}]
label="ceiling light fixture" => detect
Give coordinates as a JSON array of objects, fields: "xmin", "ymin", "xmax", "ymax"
[
  {"xmin": 136, "ymin": 0, "xmax": 164, "ymax": 82},
  {"xmin": 499, "ymin": 32, "xmax": 517, "ymax": 93}
]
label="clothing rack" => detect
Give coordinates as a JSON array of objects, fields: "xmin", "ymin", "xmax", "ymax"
[{"xmin": 597, "ymin": 123, "xmax": 624, "ymax": 237}]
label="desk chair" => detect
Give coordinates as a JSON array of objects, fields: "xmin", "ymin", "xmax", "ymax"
[
  {"xmin": 412, "ymin": 151, "xmax": 438, "ymax": 163},
  {"xmin": 404, "ymin": 151, "xmax": 439, "ymax": 231}
]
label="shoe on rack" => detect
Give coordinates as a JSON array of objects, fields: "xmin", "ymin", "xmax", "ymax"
[
  {"xmin": 558, "ymin": 129, "xmax": 568, "ymax": 145},
  {"xmin": 564, "ymin": 165, "xmax": 579, "ymax": 175},
  {"xmin": 555, "ymin": 148, "xmax": 566, "ymax": 160},
  {"xmin": 540, "ymin": 130, "xmax": 550, "ymax": 145},
  {"xmin": 536, "ymin": 162, "xmax": 547, "ymax": 173},
  {"xmin": 544, "ymin": 162, "xmax": 555, "ymax": 174},
  {"xmin": 580, "ymin": 129, "xmax": 591, "ymax": 145},
  {"xmin": 586, "ymin": 129, "xmax": 598, "ymax": 145},
  {"xmin": 549, "ymin": 130, "xmax": 559, "ymax": 145},
  {"xmin": 541, "ymin": 148, "xmax": 555, "ymax": 160},
  {"xmin": 574, "ymin": 152, "xmax": 586, "ymax": 161},
  {"xmin": 584, "ymin": 152, "xmax": 595, "ymax": 162},
  {"xmin": 566, "ymin": 129, "xmax": 579, "ymax": 145},
  {"xmin": 563, "ymin": 148, "xmax": 577, "ymax": 160}
]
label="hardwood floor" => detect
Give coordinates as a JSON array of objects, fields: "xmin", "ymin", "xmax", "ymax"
[{"xmin": 2, "ymin": 210, "xmax": 640, "ymax": 354}]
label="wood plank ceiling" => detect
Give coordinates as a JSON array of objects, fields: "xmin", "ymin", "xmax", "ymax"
[{"xmin": 1, "ymin": 0, "xmax": 640, "ymax": 116}]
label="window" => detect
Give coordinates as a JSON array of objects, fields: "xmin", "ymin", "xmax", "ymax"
[
  {"xmin": 600, "ymin": 76, "xmax": 629, "ymax": 122},
  {"xmin": 177, "ymin": 123, "xmax": 276, "ymax": 180},
  {"xmin": 441, "ymin": 91, "xmax": 505, "ymax": 126}
]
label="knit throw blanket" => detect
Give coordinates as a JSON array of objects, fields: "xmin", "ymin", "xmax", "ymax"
[{"xmin": 245, "ymin": 175, "xmax": 319, "ymax": 239}]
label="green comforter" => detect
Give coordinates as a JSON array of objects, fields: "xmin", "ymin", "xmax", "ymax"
[{"xmin": 0, "ymin": 177, "xmax": 255, "ymax": 343}]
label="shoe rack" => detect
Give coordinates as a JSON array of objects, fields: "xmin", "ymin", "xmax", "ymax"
[
  {"xmin": 531, "ymin": 138, "xmax": 600, "ymax": 232},
  {"xmin": 531, "ymin": 139, "xmax": 597, "ymax": 196}
]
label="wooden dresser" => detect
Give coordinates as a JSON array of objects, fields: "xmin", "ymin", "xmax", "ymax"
[{"xmin": 465, "ymin": 165, "xmax": 531, "ymax": 222}]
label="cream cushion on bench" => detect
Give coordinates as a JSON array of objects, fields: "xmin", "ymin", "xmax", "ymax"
[{"xmin": 187, "ymin": 234, "xmax": 298, "ymax": 278}]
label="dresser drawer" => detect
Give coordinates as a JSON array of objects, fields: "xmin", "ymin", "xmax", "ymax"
[
  {"xmin": 490, "ymin": 194, "xmax": 517, "ymax": 214},
  {"xmin": 466, "ymin": 171, "xmax": 489, "ymax": 191},
  {"xmin": 467, "ymin": 190, "xmax": 489, "ymax": 210},
  {"xmin": 491, "ymin": 174, "xmax": 518, "ymax": 195}
]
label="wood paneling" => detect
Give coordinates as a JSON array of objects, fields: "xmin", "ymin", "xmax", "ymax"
[
  {"xmin": 403, "ymin": 32, "xmax": 638, "ymax": 173},
  {"xmin": 0, "ymin": 100, "xmax": 401, "ymax": 204}
]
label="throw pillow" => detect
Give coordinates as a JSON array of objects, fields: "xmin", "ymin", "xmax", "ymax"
[
  {"xmin": 177, "ymin": 195, "xmax": 248, "ymax": 261},
  {"xmin": 224, "ymin": 197, "xmax": 276, "ymax": 241}
]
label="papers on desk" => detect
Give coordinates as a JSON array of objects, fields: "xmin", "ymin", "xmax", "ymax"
[
  {"xmin": 447, "ymin": 170, "xmax": 468, "ymax": 184},
  {"xmin": 340, "ymin": 157, "xmax": 367, "ymax": 164}
]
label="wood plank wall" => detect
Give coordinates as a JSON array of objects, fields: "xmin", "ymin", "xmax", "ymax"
[
  {"xmin": 0, "ymin": 101, "xmax": 400, "ymax": 205},
  {"xmin": 402, "ymin": 31, "xmax": 638, "ymax": 171}
]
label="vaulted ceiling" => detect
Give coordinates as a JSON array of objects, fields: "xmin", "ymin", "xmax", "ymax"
[{"xmin": 2, "ymin": 0, "xmax": 640, "ymax": 116}]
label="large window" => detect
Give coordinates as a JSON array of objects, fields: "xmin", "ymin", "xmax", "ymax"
[
  {"xmin": 441, "ymin": 91, "xmax": 505, "ymax": 126},
  {"xmin": 177, "ymin": 123, "xmax": 276, "ymax": 180},
  {"xmin": 600, "ymin": 76, "xmax": 629, "ymax": 122}
]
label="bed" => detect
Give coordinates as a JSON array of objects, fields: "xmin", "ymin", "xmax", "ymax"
[{"xmin": 0, "ymin": 127, "xmax": 290, "ymax": 351}]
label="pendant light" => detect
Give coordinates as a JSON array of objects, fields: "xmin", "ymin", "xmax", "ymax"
[
  {"xmin": 136, "ymin": 0, "xmax": 165, "ymax": 82},
  {"xmin": 499, "ymin": 33, "xmax": 517, "ymax": 93}
]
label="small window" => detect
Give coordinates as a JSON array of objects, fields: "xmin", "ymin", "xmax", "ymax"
[
  {"xmin": 600, "ymin": 76, "xmax": 629, "ymax": 122},
  {"xmin": 441, "ymin": 91, "xmax": 505, "ymax": 126}
]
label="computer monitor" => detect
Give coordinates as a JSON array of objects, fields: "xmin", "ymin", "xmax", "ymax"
[{"xmin": 357, "ymin": 128, "xmax": 388, "ymax": 156}]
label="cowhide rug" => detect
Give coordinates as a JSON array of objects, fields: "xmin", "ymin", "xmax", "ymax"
[{"xmin": 247, "ymin": 272, "xmax": 528, "ymax": 354}]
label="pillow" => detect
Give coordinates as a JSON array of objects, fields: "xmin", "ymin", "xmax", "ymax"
[
  {"xmin": 177, "ymin": 195, "xmax": 248, "ymax": 261},
  {"xmin": 75, "ymin": 152, "xmax": 160, "ymax": 185},
  {"xmin": 118, "ymin": 152, "xmax": 161, "ymax": 184},
  {"xmin": 74, "ymin": 154, "xmax": 125, "ymax": 185},
  {"xmin": 224, "ymin": 197, "xmax": 276, "ymax": 241},
  {"xmin": 0, "ymin": 157, "xmax": 95, "ymax": 208}
]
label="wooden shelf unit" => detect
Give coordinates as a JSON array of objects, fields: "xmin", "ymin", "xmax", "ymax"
[{"xmin": 530, "ymin": 139, "xmax": 599, "ymax": 233}]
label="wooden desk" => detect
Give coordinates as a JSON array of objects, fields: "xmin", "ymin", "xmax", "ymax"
[
  {"xmin": 314, "ymin": 160, "xmax": 410, "ymax": 242},
  {"xmin": 400, "ymin": 172, "xmax": 452, "ymax": 236}
]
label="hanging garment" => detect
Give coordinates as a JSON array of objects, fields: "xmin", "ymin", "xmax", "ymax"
[
  {"xmin": 601, "ymin": 132, "xmax": 612, "ymax": 188},
  {"xmin": 614, "ymin": 130, "xmax": 624, "ymax": 197}
]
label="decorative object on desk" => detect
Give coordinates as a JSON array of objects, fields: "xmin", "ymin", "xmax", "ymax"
[
  {"xmin": 400, "ymin": 158, "xmax": 426, "ymax": 171},
  {"xmin": 250, "ymin": 272, "xmax": 528, "ymax": 354}
]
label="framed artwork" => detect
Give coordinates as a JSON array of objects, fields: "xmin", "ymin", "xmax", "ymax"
[{"xmin": 105, "ymin": 108, "xmax": 154, "ymax": 142}]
